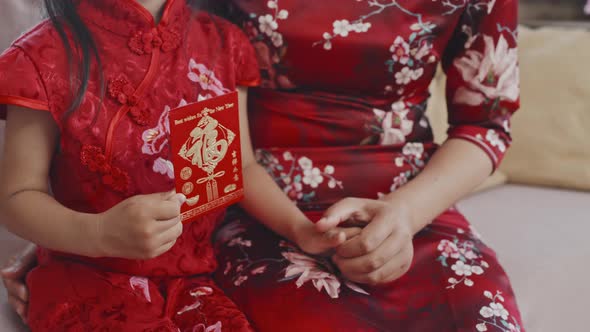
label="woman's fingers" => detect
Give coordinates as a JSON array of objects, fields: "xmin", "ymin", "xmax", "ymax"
[
  {"xmin": 315, "ymin": 198, "xmax": 372, "ymax": 232},
  {"xmin": 333, "ymin": 228, "xmax": 409, "ymax": 275},
  {"xmin": 336, "ymin": 207, "xmax": 397, "ymax": 258},
  {"xmin": 338, "ymin": 244, "xmax": 414, "ymax": 285}
]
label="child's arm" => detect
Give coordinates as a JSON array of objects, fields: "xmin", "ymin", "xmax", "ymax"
[
  {"xmin": 0, "ymin": 106, "xmax": 184, "ymax": 259},
  {"xmin": 236, "ymin": 88, "xmax": 359, "ymax": 254}
]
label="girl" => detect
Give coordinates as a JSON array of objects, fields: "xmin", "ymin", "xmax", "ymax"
[{"xmin": 0, "ymin": 0, "xmax": 352, "ymax": 330}]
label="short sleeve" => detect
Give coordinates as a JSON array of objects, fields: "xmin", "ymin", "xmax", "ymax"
[
  {"xmin": 231, "ymin": 26, "xmax": 261, "ymax": 87},
  {"xmin": 0, "ymin": 46, "xmax": 50, "ymax": 119},
  {"xmin": 442, "ymin": 0, "xmax": 519, "ymax": 170}
]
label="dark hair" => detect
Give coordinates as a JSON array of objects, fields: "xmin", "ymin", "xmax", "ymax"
[{"xmin": 43, "ymin": 0, "xmax": 228, "ymax": 115}]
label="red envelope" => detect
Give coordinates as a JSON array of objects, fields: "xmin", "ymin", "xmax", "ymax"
[{"xmin": 169, "ymin": 92, "xmax": 244, "ymax": 224}]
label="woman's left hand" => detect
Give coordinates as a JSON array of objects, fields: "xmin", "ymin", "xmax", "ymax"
[{"xmin": 316, "ymin": 197, "xmax": 417, "ymax": 285}]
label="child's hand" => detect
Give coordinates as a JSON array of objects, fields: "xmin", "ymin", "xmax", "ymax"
[
  {"xmin": 294, "ymin": 220, "xmax": 362, "ymax": 256},
  {"xmin": 94, "ymin": 190, "xmax": 186, "ymax": 260}
]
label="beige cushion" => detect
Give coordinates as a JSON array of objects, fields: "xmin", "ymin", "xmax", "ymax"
[{"xmin": 500, "ymin": 26, "xmax": 590, "ymax": 191}]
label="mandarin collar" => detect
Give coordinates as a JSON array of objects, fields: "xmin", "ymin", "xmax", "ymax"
[{"xmin": 78, "ymin": 0, "xmax": 190, "ymax": 37}]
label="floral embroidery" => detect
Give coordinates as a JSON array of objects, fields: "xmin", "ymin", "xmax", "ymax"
[
  {"xmin": 244, "ymin": 0, "xmax": 294, "ymax": 89},
  {"xmin": 485, "ymin": 130, "xmax": 506, "ymax": 153},
  {"xmin": 153, "ymin": 157, "xmax": 174, "ymax": 179},
  {"xmin": 436, "ymin": 236, "xmax": 489, "ymax": 289},
  {"xmin": 368, "ymin": 101, "xmax": 414, "ymax": 145},
  {"xmin": 81, "ymin": 145, "xmax": 130, "ymax": 194},
  {"xmin": 107, "ymin": 75, "xmax": 150, "ymax": 125},
  {"xmin": 128, "ymin": 25, "xmax": 181, "ymax": 55},
  {"xmin": 129, "ymin": 276, "xmax": 151, "ymax": 303},
  {"xmin": 476, "ymin": 290, "xmax": 522, "ymax": 331},
  {"xmin": 176, "ymin": 286, "xmax": 214, "ymax": 316},
  {"xmin": 142, "ymin": 100, "xmax": 188, "ymax": 179},
  {"xmin": 281, "ymin": 248, "xmax": 369, "ymax": 299},
  {"xmin": 187, "ymin": 58, "xmax": 231, "ymax": 99},
  {"xmin": 453, "ymin": 34, "xmax": 519, "ymax": 115},
  {"xmin": 256, "ymin": 0, "xmax": 288, "ymax": 46},
  {"xmin": 377, "ymin": 142, "xmax": 427, "ymax": 198},
  {"xmin": 216, "ymin": 220, "xmax": 369, "ymax": 299},
  {"xmin": 435, "ymin": 0, "xmax": 497, "ymax": 16},
  {"xmin": 256, "ymin": 150, "xmax": 343, "ymax": 203},
  {"xmin": 193, "ymin": 321, "xmax": 222, "ymax": 332}
]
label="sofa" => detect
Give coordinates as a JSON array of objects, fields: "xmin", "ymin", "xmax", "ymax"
[{"xmin": 1, "ymin": 2, "xmax": 590, "ymax": 332}]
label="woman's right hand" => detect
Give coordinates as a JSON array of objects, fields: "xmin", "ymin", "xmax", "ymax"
[{"xmin": 95, "ymin": 190, "xmax": 186, "ymax": 260}]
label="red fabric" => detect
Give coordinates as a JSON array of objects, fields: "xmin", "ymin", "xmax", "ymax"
[
  {"xmin": 27, "ymin": 257, "xmax": 253, "ymax": 331},
  {"xmin": 0, "ymin": 0, "xmax": 259, "ymax": 330},
  {"xmin": 213, "ymin": 1, "xmax": 524, "ymax": 331}
]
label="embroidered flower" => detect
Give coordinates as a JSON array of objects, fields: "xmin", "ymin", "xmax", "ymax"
[
  {"xmin": 251, "ymin": 265, "xmax": 267, "ymax": 275},
  {"xmin": 284, "ymin": 182, "xmax": 304, "ymax": 201},
  {"xmin": 480, "ymin": 306, "xmax": 494, "ymax": 318},
  {"xmin": 390, "ymin": 36, "xmax": 411, "ymax": 65},
  {"xmin": 228, "ymin": 237, "xmax": 252, "ymax": 248},
  {"xmin": 490, "ymin": 302, "xmax": 510, "ymax": 320},
  {"xmin": 485, "ymin": 129, "xmax": 506, "ymax": 153},
  {"xmin": 332, "ymin": 20, "xmax": 352, "ymax": 37},
  {"xmin": 234, "ymin": 275, "xmax": 248, "ymax": 286},
  {"xmin": 129, "ymin": 276, "xmax": 151, "ymax": 303},
  {"xmin": 153, "ymin": 157, "xmax": 174, "ymax": 179},
  {"xmin": 476, "ymin": 323, "xmax": 488, "ymax": 331},
  {"xmin": 297, "ymin": 156, "xmax": 313, "ymax": 171},
  {"xmin": 437, "ymin": 239, "xmax": 461, "ymax": 259},
  {"xmin": 258, "ymin": 14, "xmax": 278, "ymax": 36},
  {"xmin": 128, "ymin": 25, "xmax": 180, "ymax": 55},
  {"xmin": 142, "ymin": 105, "xmax": 171, "ymax": 155},
  {"xmin": 282, "ymin": 252, "xmax": 341, "ymax": 299},
  {"xmin": 402, "ymin": 143, "xmax": 424, "ymax": 158},
  {"xmin": 188, "ymin": 59, "xmax": 230, "ymax": 97},
  {"xmin": 271, "ymin": 31, "xmax": 283, "ymax": 48},
  {"xmin": 193, "ymin": 321, "xmax": 222, "ymax": 332},
  {"xmin": 302, "ymin": 167, "xmax": 324, "ymax": 188},
  {"xmin": 282, "ymin": 251, "xmax": 368, "ymax": 299},
  {"xmin": 454, "ymin": 35, "xmax": 519, "ymax": 107},
  {"xmin": 451, "ymin": 260, "xmax": 473, "ymax": 276}
]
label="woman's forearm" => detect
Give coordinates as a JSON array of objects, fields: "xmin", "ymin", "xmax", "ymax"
[
  {"xmin": 383, "ymin": 139, "xmax": 493, "ymax": 234},
  {"xmin": 239, "ymin": 163, "xmax": 311, "ymax": 243},
  {"xmin": 0, "ymin": 191, "xmax": 101, "ymax": 257}
]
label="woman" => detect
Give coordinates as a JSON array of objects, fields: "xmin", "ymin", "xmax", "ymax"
[{"xmin": 3, "ymin": 0, "xmax": 523, "ymax": 331}]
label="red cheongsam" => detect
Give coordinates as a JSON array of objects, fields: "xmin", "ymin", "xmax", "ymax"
[
  {"xmin": 0, "ymin": 0, "xmax": 259, "ymax": 330},
  {"xmin": 213, "ymin": 1, "xmax": 526, "ymax": 331}
]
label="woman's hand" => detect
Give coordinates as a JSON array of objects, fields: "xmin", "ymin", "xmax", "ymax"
[
  {"xmin": 293, "ymin": 219, "xmax": 362, "ymax": 256},
  {"xmin": 1, "ymin": 243, "xmax": 37, "ymax": 323},
  {"xmin": 95, "ymin": 191, "xmax": 186, "ymax": 259},
  {"xmin": 316, "ymin": 197, "xmax": 416, "ymax": 285}
]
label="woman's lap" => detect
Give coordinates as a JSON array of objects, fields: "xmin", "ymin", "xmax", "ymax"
[
  {"xmin": 26, "ymin": 258, "xmax": 253, "ymax": 332},
  {"xmin": 214, "ymin": 209, "xmax": 524, "ymax": 332}
]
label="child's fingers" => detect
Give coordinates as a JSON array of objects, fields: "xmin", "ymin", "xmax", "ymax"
[
  {"xmin": 4, "ymin": 278, "xmax": 28, "ymax": 302},
  {"xmin": 1, "ymin": 243, "xmax": 37, "ymax": 279},
  {"xmin": 168, "ymin": 193, "xmax": 186, "ymax": 205},
  {"xmin": 156, "ymin": 218, "xmax": 184, "ymax": 243}
]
